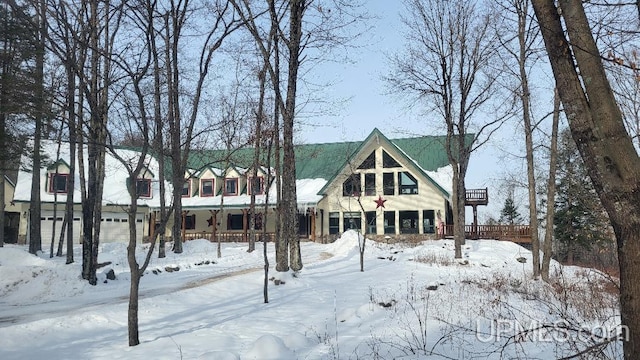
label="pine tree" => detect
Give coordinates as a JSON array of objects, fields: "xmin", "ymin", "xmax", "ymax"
[
  {"xmin": 499, "ymin": 196, "xmax": 522, "ymax": 225},
  {"xmin": 554, "ymin": 129, "xmax": 613, "ymax": 264}
]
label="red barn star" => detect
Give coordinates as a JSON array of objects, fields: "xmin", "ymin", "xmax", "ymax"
[{"xmin": 374, "ymin": 195, "xmax": 387, "ymax": 209}]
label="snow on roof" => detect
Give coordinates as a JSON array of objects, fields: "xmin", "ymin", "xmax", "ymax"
[
  {"xmin": 296, "ymin": 178, "xmax": 327, "ymax": 206},
  {"xmin": 179, "ymin": 178, "xmax": 327, "ymax": 210},
  {"xmin": 393, "ymin": 143, "xmax": 453, "ymax": 196},
  {"xmin": 13, "ymin": 140, "xmax": 172, "ymax": 207},
  {"xmin": 425, "ymin": 165, "xmax": 453, "ymax": 196}
]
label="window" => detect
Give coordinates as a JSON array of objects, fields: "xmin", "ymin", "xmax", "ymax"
[
  {"xmin": 365, "ymin": 211, "xmax": 376, "ymax": 234},
  {"xmin": 364, "ymin": 173, "xmax": 376, "ymax": 196},
  {"xmin": 383, "ymin": 150, "xmax": 401, "ymax": 168},
  {"xmin": 184, "ymin": 214, "xmax": 196, "ymax": 230},
  {"xmin": 357, "ymin": 151, "xmax": 376, "ymax": 169},
  {"xmin": 224, "ymin": 178, "xmax": 238, "ymax": 196},
  {"xmin": 49, "ymin": 173, "xmax": 69, "ymax": 193},
  {"xmin": 343, "ymin": 212, "xmax": 361, "ymax": 232},
  {"xmin": 248, "ymin": 176, "xmax": 264, "ymax": 195},
  {"xmin": 383, "ymin": 172, "xmax": 395, "ymax": 196},
  {"xmin": 182, "ymin": 180, "xmax": 191, "ymax": 197},
  {"xmin": 200, "ymin": 179, "xmax": 214, "ymax": 197},
  {"xmin": 384, "ymin": 211, "xmax": 396, "ymax": 234},
  {"xmin": 398, "ymin": 172, "xmax": 418, "ymax": 194},
  {"xmin": 227, "ymin": 213, "xmax": 244, "ymax": 230},
  {"xmin": 329, "ymin": 212, "xmax": 340, "ymax": 234},
  {"xmin": 423, "ymin": 210, "xmax": 435, "ymax": 234},
  {"xmin": 399, "ymin": 211, "xmax": 419, "ymax": 234},
  {"xmin": 342, "ymin": 174, "xmax": 361, "ymax": 197},
  {"xmin": 136, "ymin": 179, "xmax": 151, "ymax": 198}
]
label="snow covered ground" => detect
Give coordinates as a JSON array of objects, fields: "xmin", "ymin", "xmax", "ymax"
[{"xmin": 0, "ymin": 232, "xmax": 623, "ymax": 359}]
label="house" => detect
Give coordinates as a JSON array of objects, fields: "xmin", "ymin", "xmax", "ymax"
[
  {"xmin": 11, "ymin": 143, "xmax": 165, "ymax": 244},
  {"xmin": 2, "ymin": 173, "xmax": 20, "ymax": 243},
  {"xmin": 178, "ymin": 128, "xmax": 456, "ymax": 243},
  {"xmin": 10, "ymin": 129, "xmax": 461, "ymax": 246}
]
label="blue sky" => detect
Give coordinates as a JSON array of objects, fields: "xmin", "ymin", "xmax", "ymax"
[{"xmin": 296, "ymin": 0, "xmax": 513, "ymax": 220}]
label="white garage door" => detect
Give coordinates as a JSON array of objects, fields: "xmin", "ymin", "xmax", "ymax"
[
  {"xmin": 41, "ymin": 211, "xmax": 83, "ymax": 245},
  {"xmin": 40, "ymin": 211, "xmax": 144, "ymax": 244},
  {"xmin": 99, "ymin": 212, "xmax": 144, "ymax": 243}
]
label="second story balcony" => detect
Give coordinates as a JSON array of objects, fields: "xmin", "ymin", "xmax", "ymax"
[{"xmin": 466, "ymin": 188, "xmax": 488, "ymax": 206}]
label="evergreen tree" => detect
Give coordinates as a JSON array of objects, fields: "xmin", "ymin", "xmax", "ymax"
[
  {"xmin": 499, "ymin": 196, "xmax": 522, "ymax": 225},
  {"xmin": 1, "ymin": 2, "xmax": 39, "ymax": 248},
  {"xmin": 554, "ymin": 129, "xmax": 613, "ymax": 264}
]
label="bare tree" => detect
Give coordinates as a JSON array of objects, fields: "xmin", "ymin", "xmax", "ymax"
[
  {"xmin": 389, "ymin": 0, "xmax": 509, "ymax": 258},
  {"xmin": 231, "ymin": 0, "xmax": 365, "ymax": 271},
  {"xmin": 531, "ymin": 0, "xmax": 640, "ymax": 358},
  {"xmin": 541, "ymin": 89, "xmax": 560, "ymax": 281},
  {"xmin": 495, "ymin": 0, "xmax": 545, "ymax": 278},
  {"xmin": 165, "ymin": 0, "xmax": 241, "ymax": 254}
]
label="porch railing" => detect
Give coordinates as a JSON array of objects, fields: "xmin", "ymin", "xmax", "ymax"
[
  {"xmin": 183, "ymin": 232, "xmax": 276, "ymax": 243},
  {"xmin": 442, "ymin": 224, "xmax": 531, "ymax": 243}
]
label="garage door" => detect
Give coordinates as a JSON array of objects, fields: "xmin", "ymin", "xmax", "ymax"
[
  {"xmin": 41, "ymin": 211, "xmax": 144, "ymax": 244},
  {"xmin": 41, "ymin": 211, "xmax": 83, "ymax": 245},
  {"xmin": 99, "ymin": 212, "xmax": 144, "ymax": 243}
]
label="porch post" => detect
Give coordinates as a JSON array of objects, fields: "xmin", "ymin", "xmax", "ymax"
[
  {"xmin": 242, "ymin": 208, "xmax": 248, "ymax": 242},
  {"xmin": 149, "ymin": 211, "xmax": 156, "ymax": 242},
  {"xmin": 472, "ymin": 205, "xmax": 478, "ymax": 240},
  {"xmin": 209, "ymin": 210, "xmax": 218, "ymax": 243},
  {"xmin": 310, "ymin": 208, "xmax": 316, "ymax": 242},
  {"xmin": 181, "ymin": 210, "xmax": 188, "ymax": 242}
]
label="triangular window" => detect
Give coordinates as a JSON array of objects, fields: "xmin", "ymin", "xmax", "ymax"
[
  {"xmin": 357, "ymin": 151, "xmax": 376, "ymax": 169},
  {"xmin": 383, "ymin": 150, "xmax": 401, "ymax": 168}
]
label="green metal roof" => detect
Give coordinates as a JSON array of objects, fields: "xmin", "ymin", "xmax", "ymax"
[{"xmin": 185, "ymin": 128, "xmax": 466, "ymax": 181}]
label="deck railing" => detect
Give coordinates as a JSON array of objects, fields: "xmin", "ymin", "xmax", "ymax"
[
  {"xmin": 442, "ymin": 224, "xmax": 531, "ymax": 243},
  {"xmin": 466, "ymin": 188, "xmax": 489, "ymax": 204},
  {"xmin": 183, "ymin": 232, "xmax": 276, "ymax": 243}
]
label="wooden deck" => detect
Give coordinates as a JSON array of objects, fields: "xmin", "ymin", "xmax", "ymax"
[
  {"xmin": 183, "ymin": 232, "xmax": 275, "ymax": 243},
  {"xmin": 442, "ymin": 224, "xmax": 531, "ymax": 244},
  {"xmin": 466, "ymin": 188, "xmax": 488, "ymax": 206}
]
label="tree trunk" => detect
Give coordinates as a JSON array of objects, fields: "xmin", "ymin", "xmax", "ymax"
[
  {"xmin": 29, "ymin": 0, "xmax": 46, "ymax": 255},
  {"xmin": 532, "ymin": 1, "xmax": 640, "ymax": 358},
  {"xmin": 519, "ymin": 15, "xmax": 540, "ymax": 279},
  {"xmin": 541, "ymin": 89, "xmax": 560, "ymax": 281},
  {"xmin": 283, "ymin": 0, "xmax": 305, "ymax": 272}
]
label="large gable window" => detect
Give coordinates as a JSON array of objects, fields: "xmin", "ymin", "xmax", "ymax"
[
  {"xmin": 248, "ymin": 176, "xmax": 264, "ymax": 195},
  {"xmin": 136, "ymin": 179, "xmax": 152, "ymax": 198},
  {"xmin": 364, "ymin": 173, "xmax": 376, "ymax": 196},
  {"xmin": 343, "ymin": 212, "xmax": 361, "ymax": 232},
  {"xmin": 398, "ymin": 172, "xmax": 418, "ymax": 194},
  {"xmin": 357, "ymin": 151, "xmax": 375, "ymax": 169},
  {"xmin": 383, "ymin": 150, "xmax": 401, "ymax": 168},
  {"xmin": 201, "ymin": 179, "xmax": 214, "ymax": 197},
  {"xmin": 342, "ymin": 174, "xmax": 361, "ymax": 197},
  {"xmin": 224, "ymin": 178, "xmax": 238, "ymax": 196},
  {"xmin": 383, "ymin": 172, "xmax": 395, "ymax": 196},
  {"xmin": 49, "ymin": 173, "xmax": 69, "ymax": 194}
]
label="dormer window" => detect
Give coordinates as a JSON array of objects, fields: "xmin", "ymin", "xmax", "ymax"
[
  {"xmin": 136, "ymin": 179, "xmax": 152, "ymax": 198},
  {"xmin": 248, "ymin": 176, "xmax": 264, "ymax": 195},
  {"xmin": 49, "ymin": 173, "xmax": 69, "ymax": 194},
  {"xmin": 200, "ymin": 179, "xmax": 214, "ymax": 197},
  {"xmin": 224, "ymin": 178, "xmax": 238, "ymax": 196},
  {"xmin": 182, "ymin": 179, "xmax": 191, "ymax": 197}
]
